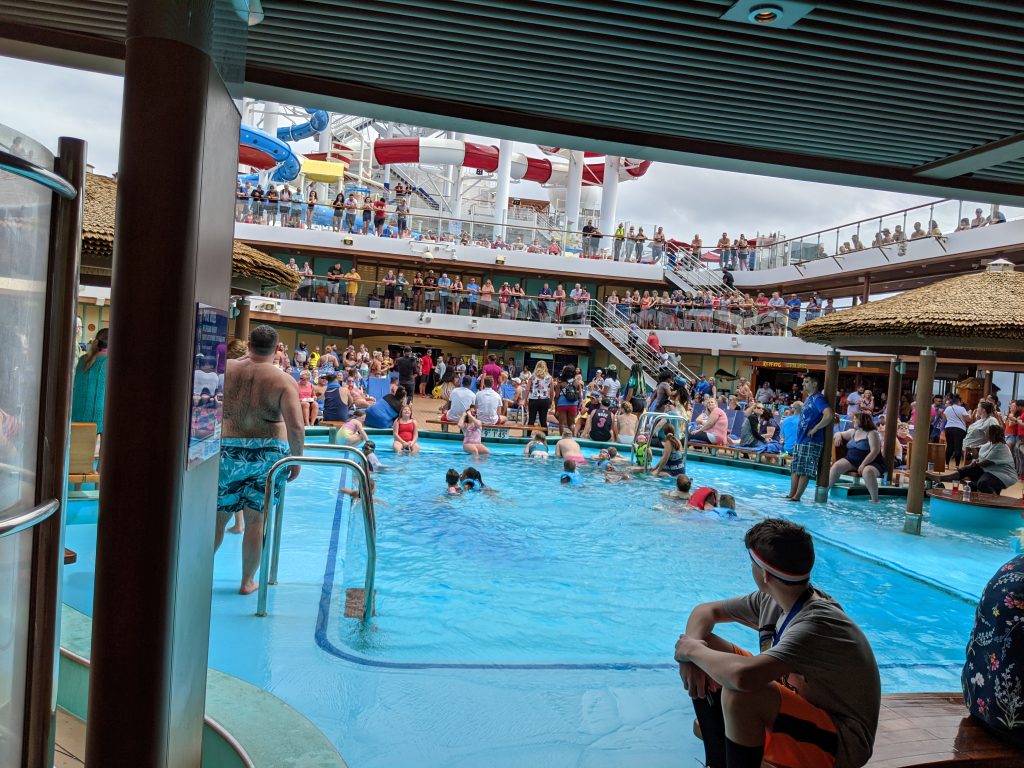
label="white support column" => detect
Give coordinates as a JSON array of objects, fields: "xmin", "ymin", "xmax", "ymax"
[
  {"xmin": 564, "ymin": 150, "xmax": 584, "ymax": 232},
  {"xmin": 449, "ymin": 132, "xmax": 465, "ymax": 234},
  {"xmin": 262, "ymin": 101, "xmax": 279, "ymax": 136},
  {"xmin": 317, "ymin": 115, "xmax": 333, "ymax": 201},
  {"xmin": 381, "ymin": 122, "xmax": 394, "ymax": 191},
  {"xmin": 599, "ymin": 155, "xmax": 620, "ymax": 255},
  {"xmin": 493, "ymin": 138, "xmax": 513, "ymax": 236}
]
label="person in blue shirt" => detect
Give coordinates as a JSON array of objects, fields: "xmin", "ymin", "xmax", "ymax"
[
  {"xmin": 779, "ymin": 401, "xmax": 802, "ymax": 454},
  {"xmin": 465, "ymin": 278, "xmax": 479, "ymax": 316},
  {"xmin": 693, "ymin": 375, "xmax": 714, "ymax": 400},
  {"xmin": 560, "ymin": 458, "xmax": 582, "ymax": 485},
  {"xmin": 786, "ymin": 374, "xmax": 833, "ymax": 503},
  {"xmin": 785, "ymin": 294, "xmax": 802, "ymax": 335},
  {"xmin": 437, "ymin": 272, "xmax": 452, "ymax": 314}
]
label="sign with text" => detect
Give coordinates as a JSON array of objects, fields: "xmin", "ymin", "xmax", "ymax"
[{"xmin": 188, "ymin": 304, "xmax": 227, "ymax": 469}]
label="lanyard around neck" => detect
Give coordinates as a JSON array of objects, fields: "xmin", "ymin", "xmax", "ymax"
[{"xmin": 772, "ymin": 587, "xmax": 814, "ymax": 647}]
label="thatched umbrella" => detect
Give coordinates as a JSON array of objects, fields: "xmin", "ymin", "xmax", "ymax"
[
  {"xmin": 797, "ymin": 260, "xmax": 1024, "ymax": 531},
  {"xmin": 82, "ymin": 173, "xmax": 299, "ymax": 291}
]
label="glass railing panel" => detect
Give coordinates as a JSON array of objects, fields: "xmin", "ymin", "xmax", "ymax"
[{"xmin": 0, "ymin": 122, "xmax": 55, "ymax": 768}]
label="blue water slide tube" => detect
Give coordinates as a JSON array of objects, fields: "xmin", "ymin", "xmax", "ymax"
[
  {"xmin": 238, "ymin": 124, "xmax": 302, "ymax": 183},
  {"xmin": 277, "ymin": 108, "xmax": 330, "ymax": 143}
]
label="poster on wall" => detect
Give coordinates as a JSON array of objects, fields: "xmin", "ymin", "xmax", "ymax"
[{"xmin": 188, "ymin": 304, "xmax": 227, "ymax": 469}]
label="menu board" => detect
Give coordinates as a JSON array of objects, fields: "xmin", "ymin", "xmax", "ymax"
[{"xmin": 188, "ymin": 303, "xmax": 227, "ymax": 469}]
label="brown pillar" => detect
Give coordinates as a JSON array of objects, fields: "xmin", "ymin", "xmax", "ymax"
[
  {"xmin": 86, "ymin": 2, "xmax": 244, "ymax": 765},
  {"xmin": 24, "ymin": 137, "xmax": 87, "ymax": 768},
  {"xmin": 814, "ymin": 349, "xmax": 841, "ymax": 502},
  {"xmin": 883, "ymin": 357, "xmax": 902, "ymax": 482},
  {"xmin": 234, "ymin": 298, "xmax": 251, "ymax": 341},
  {"xmin": 905, "ymin": 349, "xmax": 937, "ymax": 533},
  {"xmin": 983, "ymin": 369, "xmax": 993, "ymax": 398},
  {"xmin": 861, "ymin": 274, "xmax": 871, "ymax": 304}
]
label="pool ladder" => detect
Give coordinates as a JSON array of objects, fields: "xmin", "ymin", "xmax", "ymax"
[
  {"xmin": 256, "ymin": 445, "xmax": 376, "ymax": 621},
  {"xmin": 633, "ymin": 411, "xmax": 691, "ymax": 472}
]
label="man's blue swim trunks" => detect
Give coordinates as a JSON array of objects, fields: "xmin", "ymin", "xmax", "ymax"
[{"xmin": 217, "ymin": 437, "xmax": 290, "ymax": 515}]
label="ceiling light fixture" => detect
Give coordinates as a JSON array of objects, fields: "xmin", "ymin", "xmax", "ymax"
[{"xmin": 749, "ymin": 4, "xmax": 783, "ymax": 23}]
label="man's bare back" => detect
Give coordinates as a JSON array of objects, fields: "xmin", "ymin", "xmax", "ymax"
[
  {"xmin": 223, "ymin": 357, "xmax": 297, "ymax": 442},
  {"xmin": 556, "ymin": 436, "xmax": 583, "ymax": 458}
]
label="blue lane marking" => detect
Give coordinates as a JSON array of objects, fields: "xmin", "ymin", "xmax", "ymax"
[{"xmin": 310, "ymin": 481, "xmax": 963, "ymax": 674}]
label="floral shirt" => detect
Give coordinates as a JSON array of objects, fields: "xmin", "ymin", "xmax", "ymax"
[{"xmin": 962, "ymin": 553, "xmax": 1024, "ymax": 747}]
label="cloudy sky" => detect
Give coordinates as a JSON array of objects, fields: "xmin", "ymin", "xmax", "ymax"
[{"xmin": 2, "ymin": 54, "xmax": 1009, "ymax": 240}]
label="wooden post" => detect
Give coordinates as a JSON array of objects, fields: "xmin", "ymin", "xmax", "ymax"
[
  {"xmin": 905, "ymin": 349, "xmax": 937, "ymax": 534},
  {"xmin": 814, "ymin": 349, "xmax": 841, "ymax": 502},
  {"xmin": 861, "ymin": 273, "xmax": 871, "ymax": 304},
  {"xmin": 983, "ymin": 369, "xmax": 993, "ymax": 398},
  {"xmin": 883, "ymin": 357, "xmax": 902, "ymax": 482},
  {"xmin": 234, "ymin": 298, "xmax": 250, "ymax": 341}
]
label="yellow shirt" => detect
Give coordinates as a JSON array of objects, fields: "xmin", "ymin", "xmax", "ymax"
[{"xmin": 345, "ymin": 271, "xmax": 360, "ymax": 295}]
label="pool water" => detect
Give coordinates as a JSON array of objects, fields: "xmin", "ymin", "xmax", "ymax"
[
  {"xmin": 63, "ymin": 437, "xmax": 1014, "ymax": 768},
  {"xmin": 301, "ymin": 441, "xmax": 985, "ymax": 689}
]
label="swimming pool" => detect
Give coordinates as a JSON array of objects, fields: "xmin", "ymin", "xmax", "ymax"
[{"xmin": 63, "ymin": 437, "xmax": 1013, "ymax": 767}]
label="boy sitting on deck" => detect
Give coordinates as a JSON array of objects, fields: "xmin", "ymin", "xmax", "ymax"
[{"xmin": 674, "ymin": 518, "xmax": 880, "ymax": 768}]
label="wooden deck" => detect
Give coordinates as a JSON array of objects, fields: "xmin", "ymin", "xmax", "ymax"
[{"xmin": 866, "ymin": 694, "xmax": 1020, "ymax": 767}]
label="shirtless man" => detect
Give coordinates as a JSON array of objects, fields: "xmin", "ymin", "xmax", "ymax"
[
  {"xmin": 735, "ymin": 377, "xmax": 754, "ymax": 405},
  {"xmin": 554, "ymin": 429, "xmax": 584, "ymax": 462},
  {"xmin": 272, "ymin": 342, "xmax": 288, "ymax": 369},
  {"xmin": 215, "ymin": 325, "xmax": 304, "ymax": 594}
]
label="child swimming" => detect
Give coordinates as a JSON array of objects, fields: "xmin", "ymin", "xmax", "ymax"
[
  {"xmin": 362, "ymin": 440, "xmax": 384, "ymax": 472},
  {"xmin": 459, "ymin": 466, "xmax": 487, "ymax": 492},
  {"xmin": 445, "ymin": 468, "xmax": 461, "ymax": 495},
  {"xmin": 661, "ymin": 473, "xmax": 693, "ymax": 501},
  {"xmin": 524, "ymin": 431, "xmax": 549, "ymax": 459},
  {"xmin": 560, "ymin": 458, "xmax": 582, "ymax": 485}
]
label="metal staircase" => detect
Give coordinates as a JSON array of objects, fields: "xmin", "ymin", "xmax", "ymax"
[
  {"xmin": 387, "ymin": 166, "xmax": 442, "ymax": 210},
  {"xmin": 585, "ymin": 301, "xmax": 699, "ymax": 388},
  {"xmin": 665, "ymin": 250, "xmax": 731, "ymax": 295}
]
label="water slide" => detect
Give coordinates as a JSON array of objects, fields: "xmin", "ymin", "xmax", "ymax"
[
  {"xmin": 372, "ymin": 137, "xmax": 652, "ymax": 188},
  {"xmin": 238, "ymin": 108, "xmax": 331, "ymax": 183}
]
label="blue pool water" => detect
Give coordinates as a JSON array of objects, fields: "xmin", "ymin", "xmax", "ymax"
[{"xmin": 63, "ymin": 437, "xmax": 1014, "ymax": 767}]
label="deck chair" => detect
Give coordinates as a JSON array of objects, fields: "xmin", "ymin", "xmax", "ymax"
[{"xmin": 68, "ymin": 422, "xmax": 100, "ymax": 492}]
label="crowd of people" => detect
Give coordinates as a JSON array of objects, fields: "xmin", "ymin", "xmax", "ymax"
[{"xmin": 269, "ymin": 260, "xmax": 838, "ymax": 337}]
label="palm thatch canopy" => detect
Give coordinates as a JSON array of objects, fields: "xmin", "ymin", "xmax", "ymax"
[
  {"xmin": 796, "ymin": 262, "xmax": 1024, "ymax": 361},
  {"xmin": 82, "ymin": 173, "xmax": 299, "ymax": 290}
]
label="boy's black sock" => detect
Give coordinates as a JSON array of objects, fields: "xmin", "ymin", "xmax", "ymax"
[
  {"xmin": 692, "ymin": 691, "xmax": 727, "ymax": 768},
  {"xmin": 724, "ymin": 737, "xmax": 764, "ymax": 768}
]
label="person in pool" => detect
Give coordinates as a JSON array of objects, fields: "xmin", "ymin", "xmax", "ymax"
[
  {"xmin": 652, "ymin": 425, "xmax": 687, "ymax": 477},
  {"xmin": 688, "ymin": 486, "xmax": 721, "ymax": 510},
  {"xmin": 333, "ymin": 412, "xmax": 370, "ymax": 446},
  {"xmin": 459, "ymin": 466, "xmax": 490, "ymax": 491},
  {"xmin": 560, "ymin": 458, "xmax": 582, "ymax": 485},
  {"xmin": 524, "ymin": 431, "xmax": 549, "ymax": 458},
  {"xmin": 445, "ymin": 468, "xmax": 462, "ymax": 495},
  {"xmin": 458, "ymin": 405, "xmax": 490, "ymax": 456},
  {"xmin": 555, "ymin": 428, "xmax": 585, "ymax": 463},
  {"xmin": 662, "ymin": 473, "xmax": 693, "ymax": 501},
  {"xmin": 391, "ymin": 405, "xmax": 420, "ymax": 454}
]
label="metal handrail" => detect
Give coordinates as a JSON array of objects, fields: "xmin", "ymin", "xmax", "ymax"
[
  {"xmin": 265, "ymin": 444, "xmax": 373, "ymax": 582},
  {"xmin": 587, "ymin": 300, "xmax": 699, "ymax": 383},
  {"xmin": 256, "ymin": 456, "xmax": 376, "ymax": 621},
  {"xmin": 0, "ymin": 150, "xmax": 77, "ymax": 198},
  {"xmin": 634, "ymin": 412, "xmax": 691, "ymax": 472},
  {"xmin": 0, "ymin": 498, "xmax": 60, "ymax": 539}
]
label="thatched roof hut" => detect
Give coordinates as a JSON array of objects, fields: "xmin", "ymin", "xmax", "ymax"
[
  {"xmin": 795, "ymin": 261, "xmax": 1024, "ymax": 361},
  {"xmin": 82, "ymin": 173, "xmax": 299, "ymax": 290}
]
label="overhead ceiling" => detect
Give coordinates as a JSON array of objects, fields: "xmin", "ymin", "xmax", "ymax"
[{"xmin": 3, "ymin": 0, "xmax": 1024, "ymax": 202}]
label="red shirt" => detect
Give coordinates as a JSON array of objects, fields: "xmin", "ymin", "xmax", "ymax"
[
  {"xmin": 420, "ymin": 355, "xmax": 433, "ymax": 376},
  {"xmin": 647, "ymin": 333, "xmax": 661, "ymax": 352},
  {"xmin": 482, "ymin": 363, "xmax": 502, "ymax": 389},
  {"xmin": 373, "ymin": 200, "xmax": 386, "ymax": 216}
]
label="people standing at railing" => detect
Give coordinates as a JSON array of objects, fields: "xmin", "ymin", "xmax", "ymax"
[
  {"xmin": 651, "ymin": 227, "xmax": 666, "ymax": 263},
  {"xmin": 331, "ymin": 193, "xmax": 344, "ymax": 232},
  {"xmin": 372, "ymin": 195, "xmax": 387, "ymax": 236},
  {"xmin": 971, "ymin": 208, "xmax": 987, "ymax": 228},
  {"xmin": 613, "ymin": 223, "xmax": 625, "ymax": 261},
  {"xmin": 344, "ymin": 265, "xmax": 360, "ymax": 305},
  {"xmin": 589, "ymin": 222, "xmax": 603, "ymax": 258},
  {"xmin": 634, "ymin": 227, "xmax": 647, "ymax": 261},
  {"xmin": 581, "ymin": 219, "xmax": 597, "ymax": 257}
]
